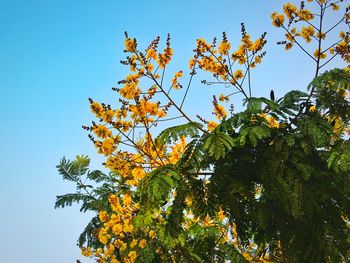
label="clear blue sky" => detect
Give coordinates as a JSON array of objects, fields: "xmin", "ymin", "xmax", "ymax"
[{"xmin": 0, "ymin": 0, "xmax": 347, "ymax": 262}]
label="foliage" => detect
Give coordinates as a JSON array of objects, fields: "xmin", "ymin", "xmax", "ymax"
[{"xmin": 56, "ymin": 1, "xmax": 350, "ymax": 262}]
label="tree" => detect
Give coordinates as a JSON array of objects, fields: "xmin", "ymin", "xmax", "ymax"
[{"xmin": 56, "ymin": 1, "xmax": 350, "ymax": 262}]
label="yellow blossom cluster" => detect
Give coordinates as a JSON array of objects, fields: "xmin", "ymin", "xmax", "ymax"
[
  {"xmin": 171, "ymin": 70, "xmax": 183, "ymax": 90},
  {"xmin": 80, "ymin": 2, "xmax": 349, "ymax": 259},
  {"xmin": 273, "ymin": 0, "xmax": 349, "ymax": 62},
  {"xmin": 301, "ymin": 25, "xmax": 315, "ymax": 43},
  {"xmin": 334, "ymin": 31, "xmax": 350, "ymax": 64},
  {"xmin": 193, "ymin": 30, "xmax": 266, "ymax": 81},
  {"xmin": 229, "ymin": 222, "xmax": 272, "ymax": 263},
  {"xmin": 190, "ymin": 30, "xmax": 267, "ymax": 126},
  {"xmin": 82, "ymin": 34, "xmax": 202, "ymax": 262},
  {"xmin": 180, "ymin": 205, "xmax": 272, "ymax": 263},
  {"xmin": 212, "ymin": 96, "xmax": 228, "ymax": 120},
  {"xmin": 80, "ymin": 192, "xmax": 151, "ymax": 263},
  {"xmin": 257, "ymin": 113, "xmax": 280, "ymax": 129},
  {"xmin": 87, "ymin": 35, "xmax": 194, "ymax": 177}
]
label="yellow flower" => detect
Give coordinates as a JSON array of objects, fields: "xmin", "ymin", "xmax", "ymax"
[
  {"xmin": 149, "ymin": 230, "xmax": 156, "ymax": 239},
  {"xmin": 242, "ymin": 34, "xmax": 253, "ymax": 49},
  {"xmin": 285, "ymin": 42, "xmax": 293, "ymax": 50},
  {"xmin": 93, "ymin": 125, "xmax": 112, "ymax": 139},
  {"xmin": 120, "ymin": 242, "xmax": 127, "ymax": 252},
  {"xmin": 285, "ymin": 32, "xmax": 295, "ymax": 43},
  {"xmin": 213, "ymin": 105, "xmax": 227, "ymax": 120},
  {"xmin": 113, "ymin": 239, "xmax": 124, "ymax": 248},
  {"xmin": 128, "ymin": 251, "xmax": 137, "ymax": 262},
  {"xmin": 242, "ymin": 251, "xmax": 253, "ymax": 261},
  {"xmin": 108, "ymin": 194, "xmax": 119, "ymax": 207},
  {"xmin": 130, "ymin": 239, "xmax": 138, "ymax": 248},
  {"xmin": 309, "ymin": 105, "xmax": 316, "ymax": 112},
  {"xmin": 254, "ymin": 56, "xmax": 262, "ymax": 64},
  {"xmin": 98, "ymin": 228, "xmax": 111, "ymax": 244},
  {"xmin": 331, "ymin": 3, "xmax": 340, "ymax": 11},
  {"xmin": 202, "ymin": 215, "xmax": 213, "ymax": 226},
  {"xmin": 171, "ymin": 71, "xmax": 183, "ymax": 90},
  {"xmin": 81, "ymin": 246, "xmax": 93, "ymax": 257},
  {"xmin": 139, "ymin": 239, "xmax": 147, "ymax": 249},
  {"xmin": 123, "ymin": 193, "xmax": 132, "ymax": 207},
  {"xmin": 124, "ymin": 38, "xmax": 136, "ymax": 52},
  {"xmin": 189, "ymin": 58, "xmax": 196, "ymax": 69},
  {"xmin": 90, "ymin": 101, "xmax": 103, "ymax": 117},
  {"xmin": 233, "ymin": 69, "xmax": 243, "ymax": 80},
  {"xmin": 123, "ymin": 221, "xmax": 134, "ymax": 233},
  {"xmin": 105, "ymin": 244, "xmax": 115, "ymax": 257},
  {"xmin": 297, "ymin": 9, "xmax": 314, "ymax": 21},
  {"xmin": 314, "ymin": 49, "xmax": 327, "ymax": 59},
  {"xmin": 98, "ymin": 211, "xmax": 109, "ymax": 223},
  {"xmin": 207, "ymin": 121, "xmax": 218, "ymax": 132},
  {"xmin": 112, "ymin": 223, "xmax": 123, "ymax": 235},
  {"xmin": 284, "ymin": 43, "xmax": 293, "ymax": 50},
  {"xmin": 100, "ymin": 137, "xmax": 116, "ymax": 156},
  {"xmin": 218, "ymin": 41, "xmax": 231, "ymax": 55},
  {"xmin": 257, "ymin": 112, "xmax": 266, "ymax": 119},
  {"xmin": 266, "ymin": 116, "xmax": 280, "ymax": 129},
  {"xmin": 133, "ymin": 202, "xmax": 140, "ymax": 211},
  {"xmin": 158, "ymin": 47, "xmax": 173, "ymax": 68},
  {"xmin": 283, "ymin": 3, "xmax": 297, "ymax": 19},
  {"xmin": 217, "ymin": 207, "xmax": 225, "ymax": 221},
  {"xmin": 219, "ymin": 94, "xmax": 229, "ymax": 102},
  {"xmin": 175, "ymin": 70, "xmax": 183, "ymax": 78},
  {"xmin": 301, "ymin": 26, "xmax": 315, "ymax": 43},
  {"xmin": 145, "ymin": 63, "xmax": 154, "ymax": 72},
  {"xmin": 271, "ymin": 12, "xmax": 285, "ymax": 27},
  {"xmin": 119, "ymin": 82, "xmax": 141, "ymax": 100},
  {"xmin": 185, "ymin": 196, "xmax": 193, "ymax": 206},
  {"xmin": 146, "ymin": 49, "xmax": 157, "ymax": 60},
  {"xmin": 131, "ymin": 167, "xmax": 146, "ymax": 180}
]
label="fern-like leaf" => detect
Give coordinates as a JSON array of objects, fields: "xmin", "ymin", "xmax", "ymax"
[
  {"xmin": 156, "ymin": 122, "xmax": 203, "ymax": 145},
  {"xmin": 202, "ymin": 131, "xmax": 235, "ymax": 160}
]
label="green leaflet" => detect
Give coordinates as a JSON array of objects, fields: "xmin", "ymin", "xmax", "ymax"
[
  {"xmin": 244, "ymin": 97, "xmax": 279, "ymax": 113},
  {"xmin": 328, "ymin": 141, "xmax": 350, "ymax": 172},
  {"xmin": 78, "ymin": 216, "xmax": 101, "ymax": 248},
  {"xmin": 139, "ymin": 164, "xmax": 180, "ymax": 209},
  {"xmin": 55, "ymin": 193, "xmax": 96, "ymax": 210},
  {"xmin": 155, "ymin": 122, "xmax": 203, "ymax": 145},
  {"xmin": 56, "ymin": 155, "xmax": 90, "ymax": 182},
  {"xmin": 309, "ymin": 69, "xmax": 350, "ymax": 120},
  {"xmin": 202, "ymin": 131, "xmax": 235, "ymax": 160},
  {"xmin": 238, "ymin": 125, "xmax": 271, "ymax": 147},
  {"xmin": 278, "ymin": 90, "xmax": 308, "ymax": 113}
]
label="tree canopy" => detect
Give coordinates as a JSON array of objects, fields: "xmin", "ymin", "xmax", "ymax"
[{"xmin": 56, "ymin": 1, "xmax": 350, "ymax": 262}]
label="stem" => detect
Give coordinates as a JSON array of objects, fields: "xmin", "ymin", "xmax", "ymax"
[
  {"xmin": 208, "ymin": 51, "xmax": 249, "ymax": 99},
  {"xmin": 319, "ymin": 53, "xmax": 338, "ymax": 69},
  {"xmin": 282, "ymin": 26, "xmax": 317, "ymax": 62},
  {"xmin": 314, "ymin": 4, "xmax": 324, "ymax": 78},
  {"xmin": 151, "ymin": 74, "xmax": 208, "ymax": 134},
  {"xmin": 142, "ymin": 118, "xmax": 166, "ymax": 166},
  {"xmin": 245, "ymin": 49, "xmax": 252, "ymax": 97},
  {"xmin": 180, "ymin": 65, "xmax": 196, "ymax": 109},
  {"xmin": 323, "ymin": 17, "xmax": 345, "ymax": 36}
]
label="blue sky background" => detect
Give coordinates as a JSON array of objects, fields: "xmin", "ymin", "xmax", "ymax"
[{"xmin": 0, "ymin": 0, "xmax": 347, "ymax": 262}]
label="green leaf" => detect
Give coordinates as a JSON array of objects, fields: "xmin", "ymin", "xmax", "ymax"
[
  {"xmin": 156, "ymin": 122, "xmax": 203, "ymax": 145},
  {"xmin": 56, "ymin": 155, "xmax": 90, "ymax": 182},
  {"xmin": 202, "ymin": 131, "xmax": 235, "ymax": 160},
  {"xmin": 140, "ymin": 165, "xmax": 179, "ymax": 210},
  {"xmin": 55, "ymin": 193, "xmax": 95, "ymax": 209},
  {"xmin": 238, "ymin": 125, "xmax": 271, "ymax": 147}
]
